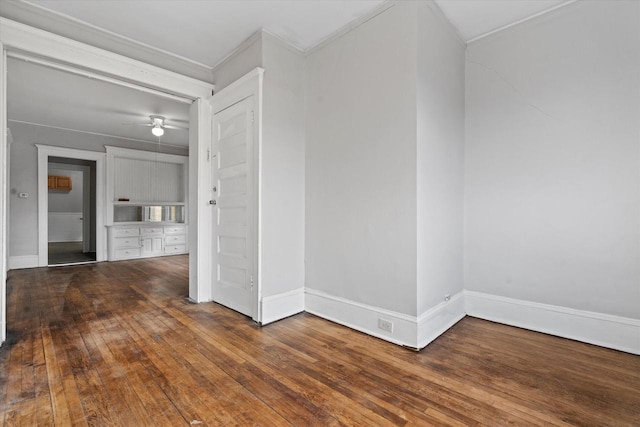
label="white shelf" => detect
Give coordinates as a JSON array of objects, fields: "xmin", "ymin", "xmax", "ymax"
[
  {"xmin": 113, "ymin": 201, "xmax": 185, "ymax": 205},
  {"xmin": 108, "ymin": 221, "xmax": 186, "ymax": 226}
]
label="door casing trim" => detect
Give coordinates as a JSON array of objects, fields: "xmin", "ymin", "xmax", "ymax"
[{"xmin": 37, "ymin": 145, "xmax": 106, "ymax": 266}]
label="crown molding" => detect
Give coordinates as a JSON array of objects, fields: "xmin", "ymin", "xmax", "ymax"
[
  {"xmin": 210, "ymin": 30, "xmax": 265, "ymax": 75},
  {"xmin": 304, "ymin": 1, "xmax": 396, "ymax": 56},
  {"xmin": 212, "ymin": 2, "xmax": 396, "ymax": 75},
  {"xmin": 467, "ymin": 0, "xmax": 580, "ymax": 44},
  {"xmin": 260, "ymin": 30, "xmax": 305, "ymax": 56}
]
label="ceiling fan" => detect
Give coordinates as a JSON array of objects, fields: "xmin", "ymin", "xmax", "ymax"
[{"xmin": 126, "ymin": 115, "xmax": 187, "ymax": 137}]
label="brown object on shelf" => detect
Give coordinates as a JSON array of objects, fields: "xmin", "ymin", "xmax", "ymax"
[
  {"xmin": 118, "ymin": 198, "xmax": 130, "ymax": 202},
  {"xmin": 48, "ymin": 175, "xmax": 72, "ymax": 191}
]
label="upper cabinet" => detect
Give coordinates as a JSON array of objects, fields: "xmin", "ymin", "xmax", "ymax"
[
  {"xmin": 48, "ymin": 175, "xmax": 72, "ymax": 191},
  {"xmin": 105, "ymin": 146, "xmax": 188, "ymax": 224}
]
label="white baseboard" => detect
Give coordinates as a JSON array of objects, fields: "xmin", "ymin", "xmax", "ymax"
[
  {"xmin": 9, "ymin": 255, "xmax": 39, "ymax": 270},
  {"xmin": 417, "ymin": 291, "xmax": 466, "ymax": 349},
  {"xmin": 305, "ymin": 288, "xmax": 420, "ymax": 348},
  {"xmin": 261, "ymin": 287, "xmax": 305, "ymax": 325},
  {"xmin": 465, "ymin": 291, "xmax": 640, "ymax": 355}
]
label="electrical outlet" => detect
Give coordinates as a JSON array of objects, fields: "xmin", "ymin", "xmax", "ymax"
[{"xmin": 378, "ymin": 318, "xmax": 393, "ymax": 333}]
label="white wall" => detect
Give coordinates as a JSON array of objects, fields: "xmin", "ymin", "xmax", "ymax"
[
  {"xmin": 47, "ymin": 167, "xmax": 83, "ymax": 242},
  {"xmin": 304, "ymin": 1, "xmax": 468, "ymax": 348},
  {"xmin": 305, "ymin": 2, "xmax": 417, "ymax": 347},
  {"xmin": 416, "ymin": 1, "xmax": 466, "ymax": 316},
  {"xmin": 48, "ymin": 167, "xmax": 83, "ymax": 212},
  {"xmin": 8, "ymin": 121, "xmax": 187, "ymax": 258},
  {"xmin": 465, "ymin": 0, "xmax": 640, "ymax": 346},
  {"xmin": 48, "ymin": 213, "xmax": 83, "ymax": 242},
  {"xmin": 9, "ymin": 135, "xmax": 38, "ymax": 256},
  {"xmin": 305, "ymin": 2, "xmax": 418, "ymax": 318},
  {"xmin": 259, "ymin": 33, "xmax": 306, "ymax": 321}
]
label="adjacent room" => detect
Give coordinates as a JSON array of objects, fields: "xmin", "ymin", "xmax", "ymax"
[
  {"xmin": 0, "ymin": 0, "xmax": 638, "ymax": 425},
  {"xmin": 47, "ymin": 156, "xmax": 97, "ymax": 265}
]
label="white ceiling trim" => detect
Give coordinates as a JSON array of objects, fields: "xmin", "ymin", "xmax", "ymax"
[
  {"xmin": 9, "ymin": 119, "xmax": 188, "ymax": 150},
  {"xmin": 466, "ymin": 0, "xmax": 580, "ymax": 44},
  {"xmin": 8, "ymin": 51, "xmax": 193, "ymax": 104},
  {"xmin": 211, "ymin": 29, "xmax": 269, "ymax": 75}
]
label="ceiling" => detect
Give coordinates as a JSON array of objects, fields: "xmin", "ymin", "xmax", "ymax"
[
  {"xmin": 21, "ymin": 0, "xmax": 578, "ymax": 66},
  {"xmin": 434, "ymin": 0, "xmax": 575, "ymax": 42},
  {"xmin": 23, "ymin": 0, "xmax": 389, "ymax": 68},
  {"xmin": 5, "ymin": 0, "xmax": 578, "ymax": 147},
  {"xmin": 7, "ymin": 58, "xmax": 191, "ymax": 147}
]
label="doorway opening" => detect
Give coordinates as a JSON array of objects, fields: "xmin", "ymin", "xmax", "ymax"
[
  {"xmin": 0, "ymin": 21, "xmax": 214, "ymax": 344},
  {"xmin": 47, "ymin": 156, "xmax": 97, "ymax": 265}
]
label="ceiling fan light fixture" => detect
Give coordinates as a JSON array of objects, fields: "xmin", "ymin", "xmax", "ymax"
[{"xmin": 151, "ymin": 124, "xmax": 164, "ymax": 137}]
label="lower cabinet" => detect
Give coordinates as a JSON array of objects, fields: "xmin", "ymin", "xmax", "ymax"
[
  {"xmin": 140, "ymin": 226, "xmax": 164, "ymax": 257},
  {"xmin": 141, "ymin": 236, "xmax": 164, "ymax": 257},
  {"xmin": 108, "ymin": 224, "xmax": 188, "ymax": 261}
]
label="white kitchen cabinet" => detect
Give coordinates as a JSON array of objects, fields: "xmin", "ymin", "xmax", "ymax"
[{"xmin": 108, "ymin": 224, "xmax": 187, "ymax": 261}]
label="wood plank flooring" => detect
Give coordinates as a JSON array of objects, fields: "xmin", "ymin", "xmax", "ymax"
[{"xmin": 1, "ymin": 255, "xmax": 638, "ymax": 426}]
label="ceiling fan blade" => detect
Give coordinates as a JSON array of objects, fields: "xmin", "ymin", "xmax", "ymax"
[{"xmin": 164, "ymin": 124, "xmax": 187, "ymax": 130}]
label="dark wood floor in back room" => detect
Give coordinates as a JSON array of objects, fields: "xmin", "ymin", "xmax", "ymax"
[{"xmin": 1, "ymin": 255, "xmax": 638, "ymax": 426}]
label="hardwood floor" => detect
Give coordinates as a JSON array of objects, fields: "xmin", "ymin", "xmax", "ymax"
[{"xmin": 1, "ymin": 256, "xmax": 638, "ymax": 426}]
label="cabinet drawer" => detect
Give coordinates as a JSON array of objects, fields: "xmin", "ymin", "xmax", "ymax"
[
  {"xmin": 113, "ymin": 227, "xmax": 140, "ymax": 237},
  {"xmin": 165, "ymin": 234, "xmax": 186, "ymax": 245},
  {"xmin": 164, "ymin": 244, "xmax": 186, "ymax": 254},
  {"xmin": 114, "ymin": 237, "xmax": 140, "ymax": 249},
  {"xmin": 140, "ymin": 227, "xmax": 164, "ymax": 236},
  {"xmin": 114, "ymin": 248, "xmax": 141, "ymax": 259},
  {"xmin": 164, "ymin": 226, "xmax": 185, "ymax": 235}
]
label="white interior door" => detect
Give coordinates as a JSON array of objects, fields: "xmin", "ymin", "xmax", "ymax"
[{"xmin": 211, "ymin": 97, "xmax": 256, "ymax": 318}]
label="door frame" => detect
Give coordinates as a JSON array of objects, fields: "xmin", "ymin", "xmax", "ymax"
[
  {"xmin": 209, "ymin": 68, "xmax": 264, "ymax": 323},
  {"xmin": 38, "ymin": 146, "xmax": 105, "ymax": 266},
  {"xmin": 0, "ymin": 17, "xmax": 215, "ymax": 345}
]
